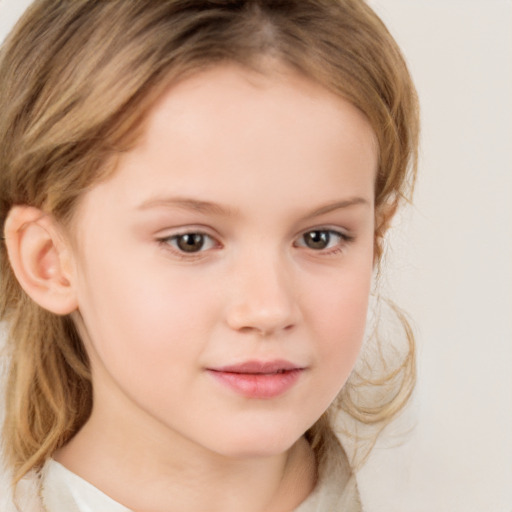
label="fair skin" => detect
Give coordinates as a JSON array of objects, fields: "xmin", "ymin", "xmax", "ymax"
[{"xmin": 6, "ymin": 64, "xmax": 378, "ymax": 511}]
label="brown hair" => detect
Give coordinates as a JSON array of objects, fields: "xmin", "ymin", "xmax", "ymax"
[{"xmin": 0, "ymin": 0, "xmax": 419, "ymax": 483}]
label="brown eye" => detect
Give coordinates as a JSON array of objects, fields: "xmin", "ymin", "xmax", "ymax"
[
  {"xmin": 302, "ymin": 230, "xmax": 331, "ymax": 250},
  {"xmin": 295, "ymin": 229, "xmax": 349, "ymax": 251},
  {"xmin": 175, "ymin": 233, "xmax": 206, "ymax": 252},
  {"xmin": 159, "ymin": 231, "xmax": 217, "ymax": 256}
]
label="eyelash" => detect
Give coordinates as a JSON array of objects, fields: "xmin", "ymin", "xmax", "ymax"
[
  {"xmin": 156, "ymin": 231, "xmax": 220, "ymax": 260},
  {"xmin": 293, "ymin": 229, "xmax": 353, "ymax": 255},
  {"xmin": 156, "ymin": 228, "xmax": 353, "ymax": 259}
]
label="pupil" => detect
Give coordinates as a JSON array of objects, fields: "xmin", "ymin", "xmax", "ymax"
[
  {"xmin": 177, "ymin": 233, "xmax": 204, "ymax": 252},
  {"xmin": 305, "ymin": 231, "xmax": 329, "ymax": 249}
]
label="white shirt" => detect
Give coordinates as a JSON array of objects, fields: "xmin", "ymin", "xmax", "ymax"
[{"xmin": 5, "ymin": 450, "xmax": 362, "ymax": 512}]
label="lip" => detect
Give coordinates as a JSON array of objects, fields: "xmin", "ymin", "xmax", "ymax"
[{"xmin": 206, "ymin": 359, "xmax": 305, "ymax": 399}]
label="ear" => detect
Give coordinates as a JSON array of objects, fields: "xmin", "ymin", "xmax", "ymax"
[
  {"xmin": 4, "ymin": 206, "xmax": 78, "ymax": 315},
  {"xmin": 374, "ymin": 199, "xmax": 398, "ymax": 265}
]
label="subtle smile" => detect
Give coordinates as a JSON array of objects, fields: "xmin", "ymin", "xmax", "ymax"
[{"xmin": 206, "ymin": 360, "xmax": 306, "ymax": 399}]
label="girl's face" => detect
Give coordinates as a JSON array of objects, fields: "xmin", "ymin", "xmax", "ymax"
[{"xmin": 70, "ymin": 64, "xmax": 377, "ymax": 458}]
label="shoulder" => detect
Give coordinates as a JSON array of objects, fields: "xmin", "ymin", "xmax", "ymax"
[
  {"xmin": 295, "ymin": 437, "xmax": 362, "ymax": 512},
  {"xmin": 0, "ymin": 465, "xmax": 42, "ymax": 512}
]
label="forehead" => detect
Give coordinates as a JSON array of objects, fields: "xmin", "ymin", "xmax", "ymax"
[
  {"xmin": 147, "ymin": 62, "xmax": 377, "ymax": 157},
  {"xmin": 138, "ymin": 65, "xmax": 375, "ymax": 175},
  {"xmin": 75, "ymin": 64, "xmax": 377, "ymax": 225}
]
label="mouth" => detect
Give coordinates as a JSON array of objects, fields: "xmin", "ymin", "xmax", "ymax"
[{"xmin": 206, "ymin": 360, "xmax": 306, "ymax": 399}]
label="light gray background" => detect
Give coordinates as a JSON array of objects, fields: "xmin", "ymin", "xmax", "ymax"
[
  {"xmin": 363, "ymin": 1, "xmax": 512, "ymax": 511},
  {"xmin": 1, "ymin": 1, "xmax": 511, "ymax": 511}
]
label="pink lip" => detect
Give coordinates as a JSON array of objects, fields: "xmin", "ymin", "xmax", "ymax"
[{"xmin": 207, "ymin": 360, "xmax": 305, "ymax": 399}]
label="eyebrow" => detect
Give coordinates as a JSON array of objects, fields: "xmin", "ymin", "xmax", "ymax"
[
  {"xmin": 136, "ymin": 195, "xmax": 370, "ymax": 217},
  {"xmin": 137, "ymin": 196, "xmax": 237, "ymax": 216},
  {"xmin": 305, "ymin": 197, "xmax": 370, "ymax": 218}
]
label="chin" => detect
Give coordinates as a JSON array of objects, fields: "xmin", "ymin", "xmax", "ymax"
[{"xmin": 207, "ymin": 425, "xmax": 306, "ymax": 460}]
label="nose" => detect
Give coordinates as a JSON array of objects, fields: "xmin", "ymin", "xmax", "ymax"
[{"xmin": 224, "ymin": 252, "xmax": 299, "ymax": 336}]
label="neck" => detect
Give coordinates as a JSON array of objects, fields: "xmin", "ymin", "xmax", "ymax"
[{"xmin": 55, "ymin": 389, "xmax": 317, "ymax": 512}]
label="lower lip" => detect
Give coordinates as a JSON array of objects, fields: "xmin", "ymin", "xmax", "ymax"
[{"xmin": 207, "ymin": 369, "xmax": 303, "ymax": 399}]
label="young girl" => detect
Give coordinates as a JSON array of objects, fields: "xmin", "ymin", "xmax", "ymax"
[{"xmin": 0, "ymin": 1, "xmax": 419, "ymax": 510}]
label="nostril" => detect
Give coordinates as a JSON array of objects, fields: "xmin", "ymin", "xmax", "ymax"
[{"xmin": 234, "ymin": 323, "xmax": 295, "ymax": 337}]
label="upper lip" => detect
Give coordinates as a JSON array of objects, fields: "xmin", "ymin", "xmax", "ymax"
[{"xmin": 208, "ymin": 360, "xmax": 303, "ymax": 374}]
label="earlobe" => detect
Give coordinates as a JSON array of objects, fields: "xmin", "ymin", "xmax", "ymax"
[{"xmin": 4, "ymin": 206, "xmax": 78, "ymax": 315}]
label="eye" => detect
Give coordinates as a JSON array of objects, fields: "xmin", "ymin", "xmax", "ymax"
[
  {"xmin": 161, "ymin": 232, "xmax": 217, "ymax": 253},
  {"xmin": 295, "ymin": 229, "xmax": 349, "ymax": 251}
]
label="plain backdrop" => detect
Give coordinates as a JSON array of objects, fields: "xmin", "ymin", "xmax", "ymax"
[
  {"xmin": 1, "ymin": 1, "xmax": 511, "ymax": 511},
  {"xmin": 362, "ymin": 1, "xmax": 512, "ymax": 511}
]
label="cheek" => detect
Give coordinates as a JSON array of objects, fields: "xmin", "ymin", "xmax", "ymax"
[
  {"xmin": 74, "ymin": 248, "xmax": 218, "ymax": 379},
  {"xmin": 304, "ymin": 260, "xmax": 373, "ymax": 381}
]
